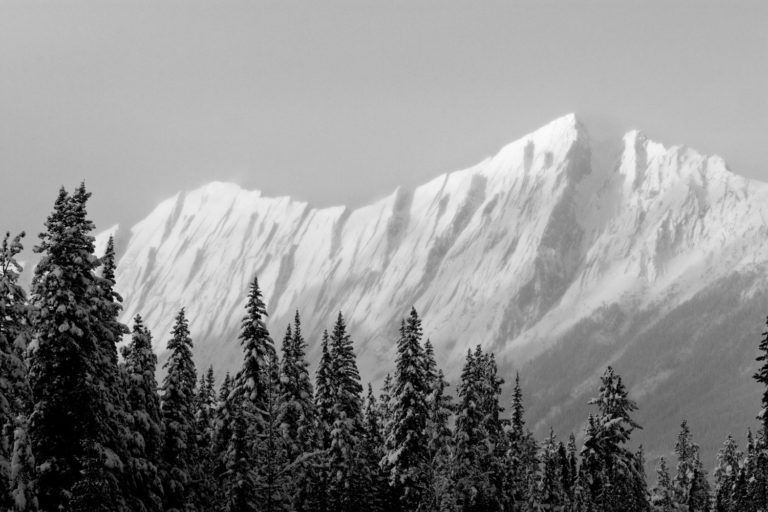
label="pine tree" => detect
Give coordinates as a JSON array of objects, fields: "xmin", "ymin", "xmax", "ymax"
[
  {"xmin": 0, "ymin": 232, "xmax": 36, "ymax": 511},
  {"xmin": 651, "ymin": 457, "xmax": 676, "ymax": 512},
  {"xmin": 326, "ymin": 312, "xmax": 365, "ymax": 512},
  {"xmin": 565, "ymin": 433, "xmax": 578, "ymax": 503},
  {"xmin": 220, "ymin": 391, "xmax": 257, "ymax": 512},
  {"xmin": 192, "ymin": 366, "xmax": 217, "ymax": 512},
  {"xmin": 310, "ymin": 330, "xmax": 335, "ymax": 512},
  {"xmin": 538, "ymin": 428, "xmax": 566, "ymax": 509},
  {"xmin": 504, "ymin": 372, "xmax": 537, "ymax": 511},
  {"xmin": 278, "ymin": 312, "xmax": 317, "ymax": 511},
  {"xmin": 121, "ymin": 316, "xmax": 163, "ymax": 512},
  {"xmin": 29, "ymin": 185, "xmax": 128, "ymax": 511},
  {"xmin": 229, "ymin": 276, "xmax": 286, "ymax": 511},
  {"xmin": 386, "ymin": 308, "xmax": 431, "ymax": 510},
  {"xmin": 713, "ymin": 434, "xmax": 741, "ymax": 512},
  {"xmin": 278, "ymin": 312, "xmax": 316, "ymax": 462},
  {"xmin": 362, "ymin": 384, "xmax": 388, "ymax": 512},
  {"xmin": 160, "ymin": 308, "xmax": 198, "ymax": 512},
  {"xmin": 453, "ymin": 346, "xmax": 505, "ymax": 511},
  {"xmin": 672, "ymin": 420, "xmax": 710, "ymax": 512},
  {"xmin": 580, "ymin": 367, "xmax": 648, "ymax": 512},
  {"xmin": 315, "ymin": 330, "xmax": 335, "ymax": 452}
]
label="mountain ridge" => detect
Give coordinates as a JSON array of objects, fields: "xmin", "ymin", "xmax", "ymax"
[{"xmin": 99, "ymin": 114, "xmax": 768, "ymax": 465}]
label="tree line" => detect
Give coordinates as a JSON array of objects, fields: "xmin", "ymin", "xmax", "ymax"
[{"xmin": 1, "ymin": 183, "xmax": 768, "ymax": 511}]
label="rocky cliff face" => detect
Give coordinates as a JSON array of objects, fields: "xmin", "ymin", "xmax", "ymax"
[{"xmin": 100, "ymin": 114, "xmax": 768, "ymax": 464}]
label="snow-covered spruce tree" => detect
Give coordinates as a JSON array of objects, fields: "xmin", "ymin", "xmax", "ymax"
[
  {"xmin": 424, "ymin": 367, "xmax": 454, "ymax": 512},
  {"xmin": 580, "ymin": 367, "xmax": 648, "ymax": 512},
  {"xmin": 504, "ymin": 372, "xmax": 538, "ymax": 510},
  {"xmin": 385, "ymin": 308, "xmax": 431, "ymax": 510},
  {"xmin": 278, "ymin": 312, "xmax": 318, "ymax": 511},
  {"xmin": 160, "ymin": 308, "xmax": 198, "ymax": 512},
  {"xmin": 310, "ymin": 329, "xmax": 335, "ymax": 512},
  {"xmin": 672, "ymin": 420, "xmax": 710, "ymax": 511},
  {"xmin": 452, "ymin": 346, "xmax": 501, "ymax": 511},
  {"xmin": 537, "ymin": 428, "xmax": 566, "ymax": 510},
  {"xmin": 361, "ymin": 384, "xmax": 389, "ymax": 512},
  {"xmin": 556, "ymin": 440, "xmax": 572, "ymax": 509},
  {"xmin": 228, "ymin": 276, "xmax": 287, "ymax": 511},
  {"xmin": 192, "ymin": 365, "xmax": 217, "ymax": 512},
  {"xmin": 120, "ymin": 315, "xmax": 163, "ymax": 512},
  {"xmin": 220, "ymin": 389, "xmax": 257, "ymax": 512},
  {"xmin": 712, "ymin": 434, "xmax": 741, "ymax": 512},
  {"xmin": 651, "ymin": 457, "xmax": 676, "ymax": 512},
  {"xmin": 29, "ymin": 185, "xmax": 129, "ymax": 511},
  {"xmin": 327, "ymin": 312, "xmax": 366, "ymax": 512},
  {"xmin": 0, "ymin": 232, "xmax": 37, "ymax": 511},
  {"xmin": 278, "ymin": 312, "xmax": 316, "ymax": 461}
]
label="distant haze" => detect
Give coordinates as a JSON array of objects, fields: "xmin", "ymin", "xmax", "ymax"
[{"xmin": 1, "ymin": 0, "xmax": 767, "ymax": 239}]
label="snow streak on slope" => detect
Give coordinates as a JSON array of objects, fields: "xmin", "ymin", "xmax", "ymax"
[{"xmin": 105, "ymin": 114, "xmax": 768, "ymax": 464}]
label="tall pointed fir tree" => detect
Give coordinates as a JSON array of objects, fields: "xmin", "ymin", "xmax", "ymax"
[
  {"xmin": 385, "ymin": 308, "xmax": 431, "ymax": 510},
  {"xmin": 226, "ymin": 276, "xmax": 287, "ymax": 511},
  {"xmin": 362, "ymin": 384, "xmax": 389, "ymax": 512},
  {"xmin": 327, "ymin": 312, "xmax": 366, "ymax": 512},
  {"xmin": 580, "ymin": 367, "xmax": 648, "ymax": 512},
  {"xmin": 538, "ymin": 428, "xmax": 566, "ymax": 510},
  {"xmin": 311, "ymin": 330, "xmax": 335, "ymax": 512},
  {"xmin": 192, "ymin": 366, "xmax": 217, "ymax": 512},
  {"xmin": 452, "ymin": 346, "xmax": 506, "ymax": 511},
  {"xmin": 712, "ymin": 434, "xmax": 742, "ymax": 512},
  {"xmin": 0, "ymin": 232, "xmax": 37, "ymax": 511},
  {"xmin": 121, "ymin": 315, "xmax": 163, "ymax": 512},
  {"xmin": 160, "ymin": 308, "xmax": 199, "ymax": 512},
  {"xmin": 671, "ymin": 420, "xmax": 710, "ymax": 512},
  {"xmin": 277, "ymin": 312, "xmax": 317, "ymax": 511},
  {"xmin": 651, "ymin": 457, "xmax": 676, "ymax": 512},
  {"xmin": 28, "ymin": 185, "xmax": 129, "ymax": 511},
  {"xmin": 505, "ymin": 372, "xmax": 538, "ymax": 510}
]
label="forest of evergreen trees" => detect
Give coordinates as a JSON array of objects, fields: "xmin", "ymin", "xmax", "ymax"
[{"xmin": 2, "ymin": 183, "xmax": 768, "ymax": 512}]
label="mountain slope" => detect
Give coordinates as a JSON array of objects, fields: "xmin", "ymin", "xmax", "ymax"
[{"xmin": 102, "ymin": 114, "xmax": 768, "ymax": 465}]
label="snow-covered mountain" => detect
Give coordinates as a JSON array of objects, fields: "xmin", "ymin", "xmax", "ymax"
[{"xmin": 101, "ymin": 114, "xmax": 768, "ymax": 464}]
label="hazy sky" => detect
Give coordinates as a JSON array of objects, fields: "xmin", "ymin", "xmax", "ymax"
[{"xmin": 1, "ymin": 1, "xmax": 767, "ymax": 238}]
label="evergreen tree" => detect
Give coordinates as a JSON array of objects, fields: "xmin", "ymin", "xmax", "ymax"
[
  {"xmin": 121, "ymin": 316, "xmax": 163, "ymax": 512},
  {"xmin": 565, "ymin": 433, "xmax": 578, "ymax": 503},
  {"xmin": 362, "ymin": 384, "xmax": 389, "ymax": 512},
  {"xmin": 580, "ymin": 367, "xmax": 648, "ymax": 512},
  {"xmin": 278, "ymin": 312, "xmax": 317, "ymax": 511},
  {"xmin": 160, "ymin": 308, "xmax": 198, "ymax": 512},
  {"xmin": 713, "ymin": 434, "xmax": 741, "ymax": 512},
  {"xmin": 672, "ymin": 420, "xmax": 710, "ymax": 512},
  {"xmin": 227, "ymin": 276, "xmax": 287, "ymax": 511},
  {"xmin": 0, "ymin": 232, "xmax": 36, "ymax": 511},
  {"xmin": 386, "ymin": 308, "xmax": 431, "ymax": 510},
  {"xmin": 326, "ymin": 312, "xmax": 365, "ymax": 512},
  {"xmin": 192, "ymin": 366, "xmax": 217, "ymax": 512},
  {"xmin": 651, "ymin": 457, "xmax": 676, "ymax": 512},
  {"xmin": 220, "ymin": 391, "xmax": 257, "ymax": 512},
  {"xmin": 315, "ymin": 330, "xmax": 335, "ymax": 452},
  {"xmin": 453, "ymin": 346, "xmax": 504, "ymax": 511},
  {"xmin": 278, "ymin": 312, "xmax": 316, "ymax": 461},
  {"xmin": 504, "ymin": 372, "xmax": 538, "ymax": 511},
  {"xmin": 538, "ymin": 428, "xmax": 566, "ymax": 510},
  {"xmin": 29, "ymin": 185, "xmax": 128, "ymax": 511}
]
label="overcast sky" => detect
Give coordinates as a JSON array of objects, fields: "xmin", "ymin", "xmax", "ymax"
[{"xmin": 1, "ymin": 0, "xmax": 767, "ymax": 239}]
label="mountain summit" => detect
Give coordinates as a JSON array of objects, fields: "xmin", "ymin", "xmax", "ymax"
[{"xmin": 101, "ymin": 115, "xmax": 768, "ymax": 464}]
